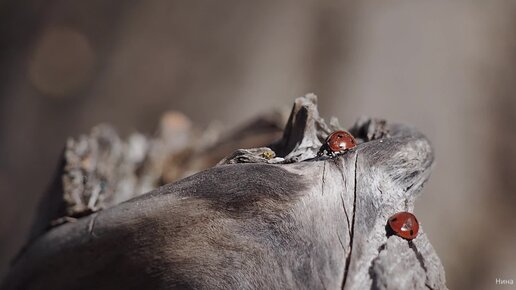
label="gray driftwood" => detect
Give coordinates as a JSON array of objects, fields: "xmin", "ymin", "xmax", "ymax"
[{"xmin": 1, "ymin": 95, "xmax": 447, "ymax": 290}]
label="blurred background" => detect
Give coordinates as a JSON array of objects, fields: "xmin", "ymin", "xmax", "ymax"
[{"xmin": 1, "ymin": 0, "xmax": 515, "ymax": 289}]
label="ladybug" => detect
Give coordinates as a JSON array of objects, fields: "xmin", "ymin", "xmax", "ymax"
[
  {"xmin": 317, "ymin": 130, "xmax": 357, "ymax": 157},
  {"xmin": 387, "ymin": 212, "xmax": 419, "ymax": 240}
]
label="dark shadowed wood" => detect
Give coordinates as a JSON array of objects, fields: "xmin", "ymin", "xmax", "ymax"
[{"xmin": 1, "ymin": 95, "xmax": 447, "ymax": 290}]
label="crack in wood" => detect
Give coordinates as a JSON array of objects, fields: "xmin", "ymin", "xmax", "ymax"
[
  {"xmin": 337, "ymin": 160, "xmax": 351, "ymax": 238},
  {"xmin": 368, "ymin": 243, "xmax": 387, "ymax": 290},
  {"xmin": 341, "ymin": 153, "xmax": 359, "ymax": 289},
  {"xmin": 87, "ymin": 213, "xmax": 99, "ymax": 238},
  {"xmin": 337, "ymin": 231, "xmax": 346, "ymax": 251},
  {"xmin": 321, "ymin": 161, "xmax": 326, "ymax": 196},
  {"xmin": 408, "ymin": 241, "xmax": 434, "ymax": 290},
  {"xmin": 408, "ymin": 241, "xmax": 428, "ymax": 273},
  {"xmin": 316, "ymin": 160, "xmax": 329, "ymax": 290}
]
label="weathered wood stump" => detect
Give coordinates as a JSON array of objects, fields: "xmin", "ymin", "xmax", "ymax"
[{"xmin": 1, "ymin": 94, "xmax": 447, "ymax": 290}]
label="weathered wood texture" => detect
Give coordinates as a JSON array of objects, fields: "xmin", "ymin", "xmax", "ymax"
[{"xmin": 1, "ymin": 95, "xmax": 447, "ymax": 290}]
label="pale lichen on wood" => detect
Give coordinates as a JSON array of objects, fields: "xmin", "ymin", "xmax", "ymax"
[{"xmin": 2, "ymin": 94, "xmax": 447, "ymax": 290}]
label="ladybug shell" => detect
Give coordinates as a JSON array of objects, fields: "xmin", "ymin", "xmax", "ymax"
[
  {"xmin": 388, "ymin": 212, "xmax": 419, "ymax": 240},
  {"xmin": 326, "ymin": 130, "xmax": 356, "ymax": 153}
]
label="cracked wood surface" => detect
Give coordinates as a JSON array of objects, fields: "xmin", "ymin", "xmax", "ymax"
[{"xmin": 1, "ymin": 95, "xmax": 447, "ymax": 290}]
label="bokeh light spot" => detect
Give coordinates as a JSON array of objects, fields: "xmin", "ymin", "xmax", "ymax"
[{"xmin": 28, "ymin": 26, "xmax": 96, "ymax": 98}]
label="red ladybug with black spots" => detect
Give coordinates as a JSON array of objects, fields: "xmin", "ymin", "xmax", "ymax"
[
  {"xmin": 387, "ymin": 212, "xmax": 419, "ymax": 240},
  {"xmin": 317, "ymin": 130, "xmax": 357, "ymax": 157}
]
